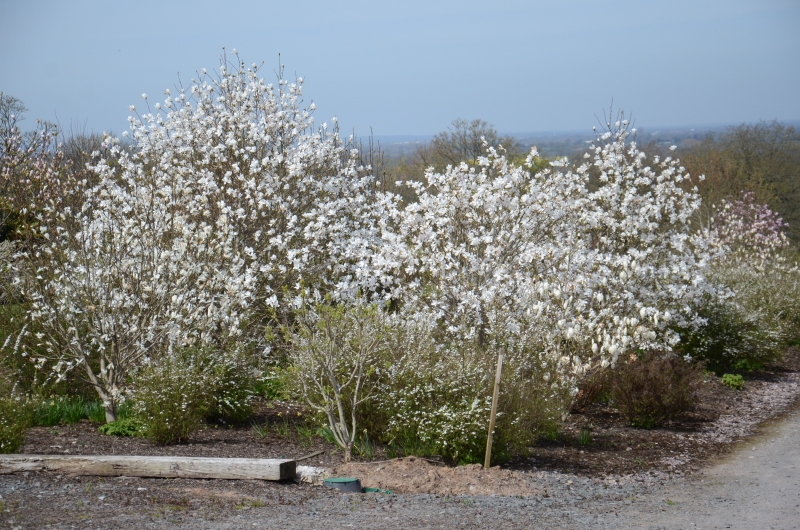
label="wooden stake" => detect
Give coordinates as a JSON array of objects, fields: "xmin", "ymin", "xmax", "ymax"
[{"xmin": 484, "ymin": 347, "xmax": 505, "ymax": 470}]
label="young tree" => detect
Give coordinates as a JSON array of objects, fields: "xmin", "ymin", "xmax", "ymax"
[{"xmin": 287, "ymin": 303, "xmax": 389, "ymax": 462}]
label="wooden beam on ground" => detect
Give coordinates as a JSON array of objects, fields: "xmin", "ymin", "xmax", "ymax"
[{"xmin": 0, "ymin": 455, "xmax": 295, "ymax": 481}]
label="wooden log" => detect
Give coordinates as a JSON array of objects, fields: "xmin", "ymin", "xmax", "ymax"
[{"xmin": 0, "ymin": 454, "xmax": 295, "ymax": 481}]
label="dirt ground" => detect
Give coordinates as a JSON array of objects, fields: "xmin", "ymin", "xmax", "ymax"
[{"xmin": 1, "ymin": 349, "xmax": 798, "ymax": 528}]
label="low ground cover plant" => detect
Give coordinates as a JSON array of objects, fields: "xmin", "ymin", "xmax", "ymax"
[
  {"xmin": 97, "ymin": 417, "xmax": 146, "ymax": 437},
  {"xmin": 721, "ymin": 373, "xmax": 745, "ymax": 390}
]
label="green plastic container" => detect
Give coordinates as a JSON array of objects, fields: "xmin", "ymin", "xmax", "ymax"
[
  {"xmin": 363, "ymin": 487, "xmax": 393, "ymax": 494},
  {"xmin": 323, "ymin": 477, "xmax": 362, "ymax": 493}
]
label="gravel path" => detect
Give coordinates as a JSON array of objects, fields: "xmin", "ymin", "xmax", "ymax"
[{"xmin": 606, "ymin": 405, "xmax": 800, "ymax": 530}]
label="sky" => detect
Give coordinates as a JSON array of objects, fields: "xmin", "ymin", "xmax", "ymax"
[{"xmin": 1, "ymin": 0, "xmax": 798, "ymax": 137}]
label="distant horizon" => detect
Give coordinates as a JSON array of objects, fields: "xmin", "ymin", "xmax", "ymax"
[{"xmin": 369, "ymin": 118, "xmax": 800, "ymax": 145}]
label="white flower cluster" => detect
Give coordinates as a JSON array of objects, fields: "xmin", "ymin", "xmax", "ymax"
[{"xmin": 375, "ymin": 121, "xmax": 708, "ymax": 378}]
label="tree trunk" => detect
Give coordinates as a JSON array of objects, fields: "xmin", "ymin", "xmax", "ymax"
[
  {"xmin": 104, "ymin": 402, "xmax": 117, "ymax": 423},
  {"xmin": 344, "ymin": 443, "xmax": 352, "ymax": 463}
]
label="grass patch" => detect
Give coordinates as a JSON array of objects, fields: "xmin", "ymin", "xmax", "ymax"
[
  {"xmin": 251, "ymin": 421, "xmax": 269, "ymax": 439},
  {"xmin": 35, "ymin": 397, "xmax": 133, "ymax": 426}
]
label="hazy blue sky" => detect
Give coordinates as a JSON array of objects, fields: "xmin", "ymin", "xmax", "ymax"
[{"xmin": 1, "ymin": 0, "xmax": 798, "ymax": 136}]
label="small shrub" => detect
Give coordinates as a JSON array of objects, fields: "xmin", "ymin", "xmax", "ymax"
[
  {"xmin": 731, "ymin": 358, "xmax": 763, "ymax": 373},
  {"xmin": 609, "ymin": 353, "xmax": 702, "ymax": 428},
  {"xmin": 0, "ymin": 367, "xmax": 35, "ymax": 453},
  {"xmin": 0, "ymin": 395, "xmax": 34, "ymax": 453},
  {"xmin": 721, "ymin": 373, "xmax": 744, "ymax": 390},
  {"xmin": 364, "ymin": 314, "xmax": 571, "ymax": 465},
  {"xmin": 132, "ymin": 353, "xmax": 209, "ymax": 445},
  {"xmin": 132, "ymin": 346, "xmax": 254, "ymax": 444},
  {"xmin": 201, "ymin": 350, "xmax": 254, "ymax": 425},
  {"xmin": 98, "ymin": 417, "xmax": 146, "ymax": 437},
  {"xmin": 253, "ymin": 369, "xmax": 290, "ymax": 401},
  {"xmin": 285, "ymin": 302, "xmax": 391, "ymax": 462},
  {"xmin": 571, "ymin": 368, "xmax": 611, "ymax": 412}
]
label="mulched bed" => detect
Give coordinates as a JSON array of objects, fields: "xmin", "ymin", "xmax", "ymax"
[
  {"xmin": 22, "ymin": 400, "xmax": 344, "ymax": 469},
  {"xmin": 511, "ymin": 348, "xmax": 800, "ymax": 477},
  {"xmin": 19, "ymin": 349, "xmax": 800, "ymax": 480}
]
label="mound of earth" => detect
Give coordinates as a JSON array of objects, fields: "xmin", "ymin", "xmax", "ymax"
[{"xmin": 334, "ymin": 457, "xmax": 540, "ymax": 496}]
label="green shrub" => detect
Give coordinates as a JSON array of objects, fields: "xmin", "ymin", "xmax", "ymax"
[
  {"xmin": 571, "ymin": 368, "xmax": 612, "ymax": 411},
  {"xmin": 253, "ymin": 369, "xmax": 290, "ymax": 401},
  {"xmin": 721, "ymin": 373, "xmax": 744, "ymax": 390},
  {"xmin": 682, "ymin": 261, "xmax": 800, "ymax": 373},
  {"xmin": 200, "ymin": 350, "xmax": 254, "ymax": 425},
  {"xmin": 0, "ymin": 368, "xmax": 35, "ymax": 453},
  {"xmin": 0, "ymin": 396, "xmax": 34, "ymax": 453},
  {"xmin": 368, "ymin": 318, "xmax": 571, "ymax": 465},
  {"xmin": 98, "ymin": 417, "xmax": 146, "ymax": 437},
  {"xmin": 609, "ymin": 353, "xmax": 702, "ymax": 428},
  {"xmin": 285, "ymin": 302, "xmax": 393, "ymax": 462},
  {"xmin": 376, "ymin": 349, "xmax": 490, "ymax": 464},
  {"xmin": 132, "ymin": 347, "xmax": 253, "ymax": 444},
  {"xmin": 132, "ymin": 353, "xmax": 209, "ymax": 445}
]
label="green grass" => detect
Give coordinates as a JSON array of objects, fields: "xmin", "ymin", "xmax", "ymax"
[
  {"xmin": 274, "ymin": 418, "xmax": 290, "ymax": 437},
  {"xmin": 251, "ymin": 421, "xmax": 269, "ymax": 439},
  {"xmin": 296, "ymin": 423, "xmax": 315, "ymax": 448},
  {"xmin": 317, "ymin": 426, "xmax": 338, "ymax": 445},
  {"xmin": 384, "ymin": 431, "xmax": 438, "ymax": 460},
  {"xmin": 578, "ymin": 425, "xmax": 593, "ymax": 446},
  {"xmin": 354, "ymin": 433, "xmax": 377, "ymax": 459},
  {"xmin": 35, "ymin": 397, "xmax": 133, "ymax": 426}
]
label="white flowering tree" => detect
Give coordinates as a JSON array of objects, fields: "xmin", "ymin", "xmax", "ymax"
[
  {"xmin": 377, "ymin": 119, "xmax": 709, "ymax": 380},
  {"xmin": 21, "ymin": 134, "xmax": 255, "ymax": 421},
  {"xmin": 124, "ymin": 51, "xmax": 389, "ymax": 318},
  {"xmin": 577, "ymin": 119, "xmax": 709, "ymax": 360},
  {"xmin": 18, "ymin": 51, "xmax": 386, "ymax": 421}
]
